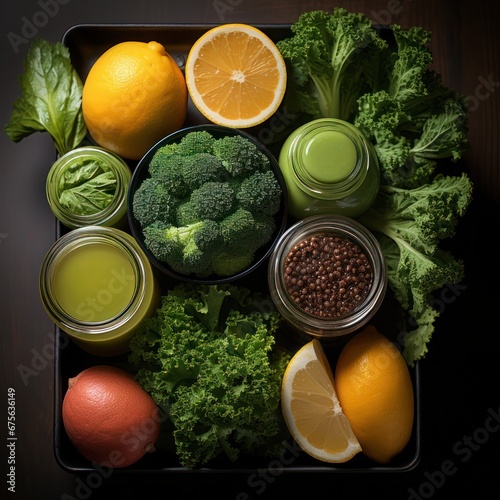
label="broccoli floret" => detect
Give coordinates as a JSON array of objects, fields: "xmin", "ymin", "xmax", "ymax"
[
  {"xmin": 219, "ymin": 208, "xmax": 257, "ymax": 246},
  {"xmin": 175, "ymin": 130, "xmax": 216, "ymax": 156},
  {"xmin": 189, "ymin": 219, "xmax": 223, "ymax": 252},
  {"xmin": 212, "ymin": 135, "xmax": 271, "ymax": 177},
  {"xmin": 211, "ymin": 249, "xmax": 255, "ymax": 277},
  {"xmin": 175, "ymin": 200, "xmax": 199, "ymax": 226},
  {"xmin": 219, "ymin": 208, "xmax": 275, "ymax": 247},
  {"xmin": 132, "ymin": 177, "xmax": 180, "ymax": 228},
  {"xmin": 236, "ymin": 170, "xmax": 282, "ymax": 216},
  {"xmin": 149, "ymin": 146, "xmax": 176, "ymax": 175},
  {"xmin": 189, "ymin": 181, "xmax": 237, "ymax": 221},
  {"xmin": 147, "ymin": 151, "xmax": 190, "ymax": 197},
  {"xmin": 250, "ymin": 212, "xmax": 277, "ymax": 249},
  {"xmin": 214, "ymin": 209, "xmax": 277, "ymax": 275},
  {"xmin": 211, "ymin": 218, "xmax": 275, "ymax": 276},
  {"xmin": 143, "ymin": 219, "xmax": 222, "ymax": 275},
  {"xmin": 149, "ymin": 143, "xmax": 179, "ymax": 171},
  {"xmin": 142, "ymin": 221, "xmax": 182, "ymax": 263},
  {"xmin": 172, "ymin": 220, "xmax": 222, "ymax": 275},
  {"xmin": 180, "ymin": 152, "xmax": 229, "ymax": 191}
]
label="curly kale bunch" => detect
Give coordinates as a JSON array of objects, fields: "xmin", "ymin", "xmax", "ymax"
[{"xmin": 128, "ymin": 283, "xmax": 291, "ymax": 469}]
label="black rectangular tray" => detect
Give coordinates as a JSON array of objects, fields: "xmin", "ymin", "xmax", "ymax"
[{"xmin": 54, "ymin": 23, "xmax": 421, "ymax": 475}]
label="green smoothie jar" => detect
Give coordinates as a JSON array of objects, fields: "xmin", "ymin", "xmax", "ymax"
[{"xmin": 278, "ymin": 118, "xmax": 380, "ymax": 220}]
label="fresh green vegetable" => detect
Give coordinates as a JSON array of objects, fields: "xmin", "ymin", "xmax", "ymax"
[
  {"xmin": 212, "ymin": 134, "xmax": 271, "ymax": 176},
  {"xmin": 213, "ymin": 209, "xmax": 276, "ymax": 275},
  {"xmin": 128, "ymin": 283, "xmax": 291, "ymax": 469},
  {"xmin": 276, "ymin": 8, "xmax": 387, "ymax": 122},
  {"xmin": 352, "ymin": 21, "xmax": 471, "ymax": 364},
  {"xmin": 150, "ymin": 154, "xmax": 229, "ymax": 196},
  {"xmin": 5, "ymin": 38, "xmax": 87, "ymax": 156},
  {"xmin": 170, "ymin": 129, "xmax": 217, "ymax": 156},
  {"xmin": 143, "ymin": 220, "xmax": 222, "ymax": 275},
  {"xmin": 219, "ymin": 208, "xmax": 275, "ymax": 246},
  {"xmin": 236, "ymin": 170, "xmax": 283, "ymax": 216},
  {"xmin": 133, "ymin": 131, "xmax": 283, "ymax": 277},
  {"xmin": 188, "ymin": 181, "xmax": 237, "ymax": 220},
  {"xmin": 358, "ymin": 173, "xmax": 473, "ymax": 365},
  {"xmin": 58, "ymin": 159, "xmax": 116, "ymax": 216},
  {"xmin": 353, "ymin": 25, "xmax": 469, "ymax": 189},
  {"xmin": 177, "ymin": 153, "xmax": 230, "ymax": 191},
  {"xmin": 132, "ymin": 177, "xmax": 181, "ymax": 228}
]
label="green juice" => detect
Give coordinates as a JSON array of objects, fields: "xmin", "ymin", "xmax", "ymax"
[
  {"xmin": 40, "ymin": 227, "xmax": 160, "ymax": 356},
  {"xmin": 278, "ymin": 118, "xmax": 380, "ymax": 220},
  {"xmin": 52, "ymin": 242, "xmax": 136, "ymax": 323},
  {"xmin": 301, "ymin": 130, "xmax": 357, "ymax": 183}
]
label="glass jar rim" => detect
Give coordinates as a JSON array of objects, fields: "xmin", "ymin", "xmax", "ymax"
[
  {"xmin": 268, "ymin": 214, "xmax": 387, "ymax": 338},
  {"xmin": 288, "ymin": 119, "xmax": 371, "ymax": 200},
  {"xmin": 39, "ymin": 226, "xmax": 147, "ymax": 335},
  {"xmin": 46, "ymin": 146, "xmax": 131, "ymax": 229}
]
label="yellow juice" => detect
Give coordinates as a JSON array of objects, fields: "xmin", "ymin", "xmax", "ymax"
[
  {"xmin": 40, "ymin": 227, "xmax": 160, "ymax": 356},
  {"xmin": 53, "ymin": 242, "xmax": 136, "ymax": 323}
]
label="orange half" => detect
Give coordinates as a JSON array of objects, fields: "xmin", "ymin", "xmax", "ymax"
[{"xmin": 185, "ymin": 23, "xmax": 287, "ymax": 128}]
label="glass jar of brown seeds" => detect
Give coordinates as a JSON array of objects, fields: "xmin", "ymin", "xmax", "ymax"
[{"xmin": 268, "ymin": 214, "xmax": 387, "ymax": 343}]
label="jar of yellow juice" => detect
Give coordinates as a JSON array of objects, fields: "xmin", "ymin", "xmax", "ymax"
[
  {"xmin": 278, "ymin": 118, "xmax": 380, "ymax": 220},
  {"xmin": 39, "ymin": 226, "xmax": 160, "ymax": 356}
]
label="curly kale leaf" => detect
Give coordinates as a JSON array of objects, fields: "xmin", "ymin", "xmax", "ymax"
[
  {"xmin": 354, "ymin": 25, "xmax": 469, "ymax": 188},
  {"xmin": 277, "ymin": 8, "xmax": 387, "ymax": 121},
  {"xmin": 358, "ymin": 173, "xmax": 473, "ymax": 365}
]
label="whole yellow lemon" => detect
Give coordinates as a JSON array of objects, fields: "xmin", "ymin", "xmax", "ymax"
[
  {"xmin": 335, "ymin": 325, "xmax": 415, "ymax": 464},
  {"xmin": 82, "ymin": 41, "xmax": 187, "ymax": 160}
]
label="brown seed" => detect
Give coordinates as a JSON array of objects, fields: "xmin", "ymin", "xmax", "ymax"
[{"xmin": 283, "ymin": 233, "xmax": 372, "ymax": 319}]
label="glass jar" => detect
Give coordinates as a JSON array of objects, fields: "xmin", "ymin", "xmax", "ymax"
[
  {"xmin": 46, "ymin": 146, "xmax": 131, "ymax": 229},
  {"xmin": 268, "ymin": 214, "xmax": 387, "ymax": 343},
  {"xmin": 39, "ymin": 226, "xmax": 160, "ymax": 356},
  {"xmin": 278, "ymin": 118, "xmax": 380, "ymax": 220}
]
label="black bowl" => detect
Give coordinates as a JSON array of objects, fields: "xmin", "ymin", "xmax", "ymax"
[{"xmin": 127, "ymin": 124, "xmax": 289, "ymax": 285}]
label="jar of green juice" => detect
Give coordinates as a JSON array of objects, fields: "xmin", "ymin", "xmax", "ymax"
[
  {"xmin": 278, "ymin": 118, "xmax": 380, "ymax": 220},
  {"xmin": 39, "ymin": 226, "xmax": 160, "ymax": 356}
]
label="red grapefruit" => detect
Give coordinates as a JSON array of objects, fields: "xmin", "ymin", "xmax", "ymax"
[{"xmin": 62, "ymin": 365, "xmax": 161, "ymax": 467}]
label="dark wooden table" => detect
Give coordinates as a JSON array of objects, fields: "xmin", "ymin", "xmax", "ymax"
[{"xmin": 2, "ymin": 1, "xmax": 499, "ymax": 498}]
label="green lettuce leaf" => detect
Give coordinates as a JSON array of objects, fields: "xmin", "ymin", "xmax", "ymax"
[{"xmin": 4, "ymin": 38, "xmax": 87, "ymax": 156}]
